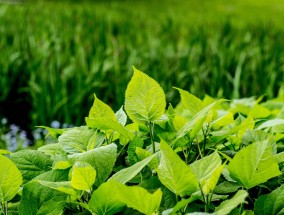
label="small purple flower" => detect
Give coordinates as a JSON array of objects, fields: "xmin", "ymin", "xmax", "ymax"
[
  {"xmin": 51, "ymin": 120, "xmax": 60, "ymax": 128},
  {"xmin": 10, "ymin": 124, "xmax": 20, "ymax": 134}
]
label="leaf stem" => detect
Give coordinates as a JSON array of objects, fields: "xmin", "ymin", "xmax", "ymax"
[
  {"xmin": 149, "ymin": 122, "xmax": 155, "ymax": 153},
  {"xmin": 196, "ymin": 137, "xmax": 203, "ymax": 158}
]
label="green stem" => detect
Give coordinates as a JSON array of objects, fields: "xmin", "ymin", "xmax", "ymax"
[
  {"xmin": 149, "ymin": 122, "xmax": 155, "ymax": 153},
  {"xmin": 196, "ymin": 137, "xmax": 203, "ymax": 158}
]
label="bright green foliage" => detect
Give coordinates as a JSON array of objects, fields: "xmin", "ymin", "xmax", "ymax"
[
  {"xmin": 89, "ymin": 181, "xmax": 162, "ymax": 215},
  {"xmin": 254, "ymin": 185, "xmax": 284, "ymax": 215},
  {"xmin": 0, "ymin": 154, "xmax": 22, "ymax": 203},
  {"xmin": 201, "ymin": 164, "xmax": 225, "ymax": 195},
  {"xmin": 10, "ymin": 149, "xmax": 52, "ymax": 184},
  {"xmin": 228, "ymin": 140, "xmax": 281, "ymax": 189},
  {"xmin": 157, "ymin": 141, "xmax": 199, "ymax": 196},
  {"xmin": 58, "ymin": 126, "xmax": 98, "ymax": 153},
  {"xmin": 215, "ymin": 190, "xmax": 248, "ymax": 215},
  {"xmin": 69, "ymin": 143, "xmax": 117, "ymax": 186},
  {"xmin": 174, "ymin": 99, "xmax": 225, "ymax": 142},
  {"xmin": 125, "ymin": 67, "xmax": 166, "ymax": 124},
  {"xmin": 108, "ymin": 153, "xmax": 156, "ymax": 184},
  {"xmin": 36, "ymin": 180, "xmax": 78, "ymax": 198},
  {"xmin": 1, "ymin": 68, "xmax": 284, "ymax": 214},
  {"xmin": 88, "ymin": 94, "xmax": 116, "ymax": 120},
  {"xmin": 89, "ymin": 181, "xmax": 125, "ymax": 215},
  {"xmin": 19, "ymin": 169, "xmax": 69, "ymax": 215},
  {"xmin": 191, "ymin": 151, "xmax": 222, "ymax": 182},
  {"xmin": 85, "ymin": 117, "xmax": 133, "ymax": 144},
  {"xmin": 71, "ymin": 161, "xmax": 96, "ymax": 193},
  {"xmin": 119, "ymin": 186, "xmax": 162, "ymax": 214},
  {"xmin": 175, "ymin": 87, "xmax": 203, "ymax": 116}
]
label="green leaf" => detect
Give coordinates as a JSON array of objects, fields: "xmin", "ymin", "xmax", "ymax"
[
  {"xmin": 242, "ymin": 130, "xmax": 270, "ymax": 145},
  {"xmin": 89, "ymin": 181, "xmax": 162, "ymax": 215},
  {"xmin": 120, "ymin": 186, "xmax": 162, "ymax": 215},
  {"xmin": 71, "ymin": 161, "xmax": 96, "ymax": 192},
  {"xmin": 116, "ymin": 106, "xmax": 128, "ymax": 126},
  {"xmin": 38, "ymin": 143, "xmax": 66, "ymax": 156},
  {"xmin": 88, "ymin": 94, "xmax": 116, "ymax": 120},
  {"xmin": 0, "ymin": 154, "xmax": 22, "ymax": 203},
  {"xmin": 108, "ymin": 153, "xmax": 156, "ymax": 184},
  {"xmin": 174, "ymin": 87, "xmax": 203, "ymax": 116},
  {"xmin": 19, "ymin": 169, "xmax": 69, "ymax": 215},
  {"xmin": 201, "ymin": 164, "xmax": 225, "ymax": 195},
  {"xmin": 157, "ymin": 141, "xmax": 199, "ymax": 196},
  {"xmin": 36, "ymin": 180, "xmax": 78, "ymax": 198},
  {"xmin": 215, "ymin": 190, "xmax": 248, "ymax": 215},
  {"xmin": 58, "ymin": 126, "xmax": 98, "ymax": 154},
  {"xmin": 0, "ymin": 149, "xmax": 11, "ymax": 155},
  {"xmin": 228, "ymin": 140, "xmax": 281, "ymax": 189},
  {"xmin": 257, "ymin": 119, "xmax": 284, "ymax": 130},
  {"xmin": 36, "ymin": 126, "xmax": 66, "ymax": 139},
  {"xmin": 89, "ymin": 181, "xmax": 125, "ymax": 215},
  {"xmin": 275, "ymin": 151, "xmax": 284, "ymax": 163},
  {"xmin": 174, "ymin": 99, "xmax": 225, "ymax": 143},
  {"xmin": 68, "ymin": 143, "xmax": 117, "ymax": 186},
  {"xmin": 136, "ymin": 147, "xmax": 159, "ymax": 169},
  {"xmin": 190, "ymin": 151, "xmax": 222, "ymax": 182},
  {"xmin": 128, "ymin": 135, "xmax": 144, "ymax": 165},
  {"xmin": 125, "ymin": 67, "xmax": 166, "ymax": 124},
  {"xmin": 214, "ymin": 181, "xmax": 242, "ymax": 194},
  {"xmin": 254, "ymin": 184, "xmax": 284, "ymax": 215},
  {"xmin": 212, "ymin": 111, "xmax": 234, "ymax": 130},
  {"xmin": 10, "ymin": 149, "xmax": 52, "ymax": 184},
  {"xmin": 85, "ymin": 117, "xmax": 133, "ymax": 144}
]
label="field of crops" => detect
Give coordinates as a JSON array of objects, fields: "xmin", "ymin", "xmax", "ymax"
[{"xmin": 1, "ymin": 0, "xmax": 284, "ymax": 131}]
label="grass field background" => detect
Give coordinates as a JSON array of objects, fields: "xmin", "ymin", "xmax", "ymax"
[{"xmin": 1, "ymin": 0, "xmax": 284, "ymax": 130}]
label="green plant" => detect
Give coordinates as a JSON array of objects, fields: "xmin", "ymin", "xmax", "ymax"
[{"xmin": 1, "ymin": 68, "xmax": 284, "ymax": 215}]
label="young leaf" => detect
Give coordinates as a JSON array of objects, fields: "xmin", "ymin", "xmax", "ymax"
[
  {"xmin": 10, "ymin": 149, "xmax": 52, "ymax": 184},
  {"xmin": 201, "ymin": 164, "xmax": 225, "ymax": 195},
  {"xmin": 71, "ymin": 161, "xmax": 96, "ymax": 193},
  {"xmin": 58, "ymin": 126, "xmax": 97, "ymax": 154},
  {"xmin": 174, "ymin": 99, "xmax": 225, "ymax": 143},
  {"xmin": 0, "ymin": 154, "xmax": 22, "ymax": 202},
  {"xmin": 174, "ymin": 87, "xmax": 203, "ymax": 116},
  {"xmin": 119, "ymin": 186, "xmax": 162, "ymax": 215},
  {"xmin": 157, "ymin": 141, "xmax": 199, "ymax": 197},
  {"xmin": 125, "ymin": 67, "xmax": 166, "ymax": 124},
  {"xmin": 108, "ymin": 153, "xmax": 156, "ymax": 184},
  {"xmin": 36, "ymin": 180, "xmax": 78, "ymax": 198},
  {"xmin": 85, "ymin": 117, "xmax": 133, "ymax": 144},
  {"xmin": 69, "ymin": 143, "xmax": 117, "ymax": 186},
  {"xmin": 136, "ymin": 147, "xmax": 159, "ymax": 169},
  {"xmin": 89, "ymin": 181, "xmax": 125, "ymax": 215},
  {"xmin": 89, "ymin": 181, "xmax": 162, "ymax": 215},
  {"xmin": 228, "ymin": 140, "xmax": 281, "ymax": 189},
  {"xmin": 254, "ymin": 184, "xmax": 284, "ymax": 215},
  {"xmin": 190, "ymin": 151, "xmax": 222, "ymax": 182},
  {"xmin": 88, "ymin": 94, "xmax": 116, "ymax": 120},
  {"xmin": 115, "ymin": 106, "xmax": 128, "ymax": 126},
  {"xmin": 215, "ymin": 190, "xmax": 248, "ymax": 215}
]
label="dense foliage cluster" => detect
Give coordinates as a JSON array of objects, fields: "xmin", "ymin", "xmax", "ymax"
[{"xmin": 1, "ymin": 68, "xmax": 284, "ymax": 214}]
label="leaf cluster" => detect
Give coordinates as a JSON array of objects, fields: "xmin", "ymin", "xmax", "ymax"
[{"xmin": 1, "ymin": 67, "xmax": 284, "ymax": 215}]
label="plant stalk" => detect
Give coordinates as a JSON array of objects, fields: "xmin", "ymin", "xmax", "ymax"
[{"xmin": 149, "ymin": 122, "xmax": 155, "ymax": 153}]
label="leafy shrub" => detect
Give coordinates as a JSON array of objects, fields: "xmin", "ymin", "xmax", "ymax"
[{"xmin": 1, "ymin": 68, "xmax": 284, "ymax": 214}]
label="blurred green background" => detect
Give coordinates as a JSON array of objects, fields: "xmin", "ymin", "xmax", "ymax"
[{"xmin": 0, "ymin": 0, "xmax": 284, "ymax": 133}]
